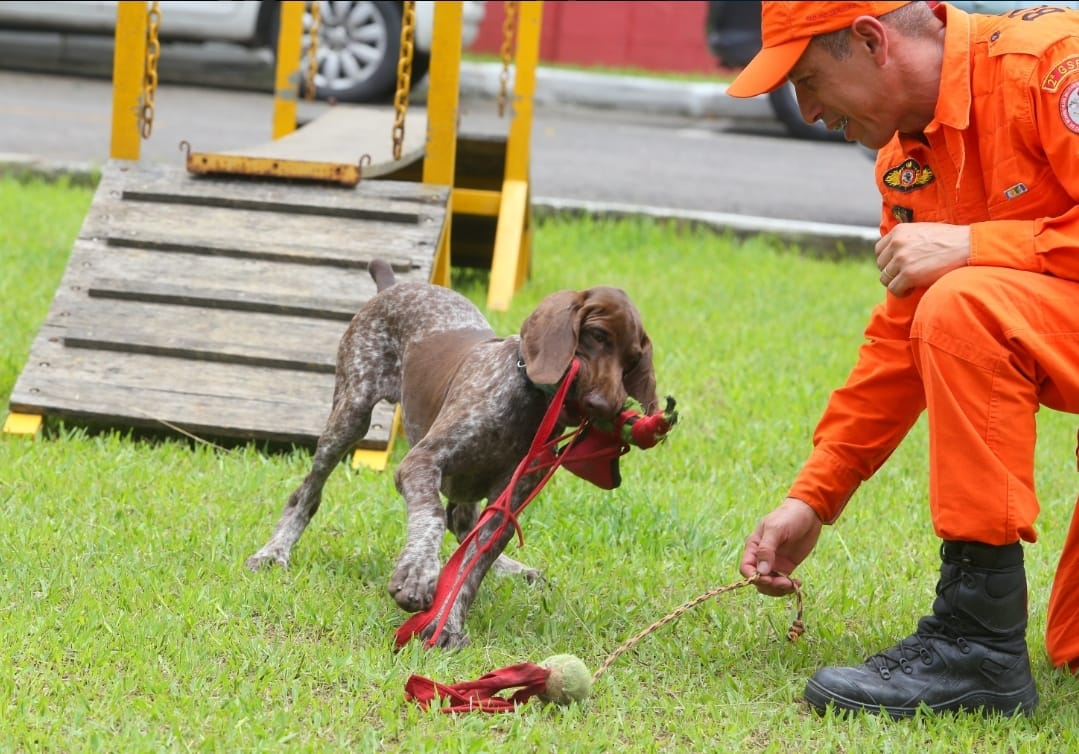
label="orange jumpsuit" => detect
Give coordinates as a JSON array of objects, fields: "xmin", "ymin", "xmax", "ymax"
[{"xmin": 786, "ymin": 3, "xmax": 1079, "ymax": 668}]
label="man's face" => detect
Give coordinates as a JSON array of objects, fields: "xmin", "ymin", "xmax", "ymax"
[{"xmin": 787, "ymin": 35, "xmax": 898, "ymax": 150}]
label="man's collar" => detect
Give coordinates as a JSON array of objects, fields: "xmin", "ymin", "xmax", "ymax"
[{"xmin": 932, "ymin": 1, "xmax": 973, "ymax": 132}]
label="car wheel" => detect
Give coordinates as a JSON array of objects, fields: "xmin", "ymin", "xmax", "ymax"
[
  {"xmin": 767, "ymin": 81, "xmax": 847, "ymax": 142},
  {"xmin": 302, "ymin": 0, "xmax": 411, "ymax": 104}
]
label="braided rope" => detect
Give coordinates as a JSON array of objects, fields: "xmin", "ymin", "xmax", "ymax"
[{"xmin": 592, "ymin": 573, "xmax": 805, "ymax": 682}]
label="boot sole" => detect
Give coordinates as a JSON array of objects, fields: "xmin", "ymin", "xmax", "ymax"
[{"xmin": 804, "ymin": 678, "xmax": 1038, "ymax": 719}]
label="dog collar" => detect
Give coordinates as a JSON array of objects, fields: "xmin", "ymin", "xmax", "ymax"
[{"xmin": 517, "ymin": 350, "xmax": 560, "ymax": 396}]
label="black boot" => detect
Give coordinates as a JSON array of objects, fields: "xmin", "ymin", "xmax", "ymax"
[{"xmin": 804, "ymin": 541, "xmax": 1038, "ymax": 718}]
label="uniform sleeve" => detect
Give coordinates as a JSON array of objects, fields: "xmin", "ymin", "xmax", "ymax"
[
  {"xmin": 788, "ymin": 290, "xmax": 927, "ymax": 524},
  {"xmin": 969, "ymin": 39, "xmax": 1079, "ymax": 281}
]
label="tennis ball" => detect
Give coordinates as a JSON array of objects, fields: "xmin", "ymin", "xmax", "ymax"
[{"xmin": 538, "ymin": 654, "xmax": 593, "ymax": 705}]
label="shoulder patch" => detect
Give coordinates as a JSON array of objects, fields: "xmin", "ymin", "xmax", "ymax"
[
  {"xmin": 1060, "ymin": 80, "xmax": 1079, "ymax": 134},
  {"xmin": 1043, "ymin": 54, "xmax": 1079, "ymax": 93},
  {"xmin": 883, "ymin": 158, "xmax": 935, "ymax": 193}
]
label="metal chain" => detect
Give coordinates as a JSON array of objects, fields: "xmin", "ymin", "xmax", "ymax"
[
  {"xmin": 141, "ymin": 1, "xmax": 161, "ymax": 139},
  {"xmin": 497, "ymin": 1, "xmax": 518, "ymax": 117},
  {"xmin": 304, "ymin": 1, "xmax": 322, "ymax": 101},
  {"xmin": 392, "ymin": 1, "xmax": 416, "ymax": 160}
]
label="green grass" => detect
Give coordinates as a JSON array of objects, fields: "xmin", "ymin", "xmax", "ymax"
[{"xmin": 2, "ymin": 174, "xmax": 1078, "ymax": 752}]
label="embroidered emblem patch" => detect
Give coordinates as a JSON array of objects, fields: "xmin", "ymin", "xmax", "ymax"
[
  {"xmin": 891, "ymin": 206, "xmax": 914, "ymax": 223},
  {"xmin": 1003, "ymin": 183, "xmax": 1029, "ymax": 200},
  {"xmin": 883, "ymin": 158, "xmax": 935, "ymax": 193},
  {"xmin": 1060, "ymin": 81, "xmax": 1079, "ymax": 134},
  {"xmin": 1043, "ymin": 54, "xmax": 1079, "ymax": 93}
]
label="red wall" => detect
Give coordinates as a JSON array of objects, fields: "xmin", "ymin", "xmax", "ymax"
[{"xmin": 471, "ymin": 1, "xmax": 721, "ymax": 76}]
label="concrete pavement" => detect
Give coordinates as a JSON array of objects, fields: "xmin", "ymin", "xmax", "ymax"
[{"xmin": 0, "ymin": 58, "xmax": 878, "ymax": 248}]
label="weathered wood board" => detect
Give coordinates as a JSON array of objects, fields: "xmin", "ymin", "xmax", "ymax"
[
  {"xmin": 8, "ymin": 159, "xmax": 449, "ymax": 448},
  {"xmin": 205, "ymin": 104, "xmax": 428, "ymax": 179}
]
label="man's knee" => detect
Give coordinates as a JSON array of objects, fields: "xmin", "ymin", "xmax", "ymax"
[{"xmin": 911, "ymin": 267, "xmax": 1012, "ymax": 342}]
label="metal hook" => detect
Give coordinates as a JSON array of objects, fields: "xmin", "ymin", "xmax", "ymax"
[{"xmin": 357, "ymin": 153, "xmax": 373, "ymax": 183}]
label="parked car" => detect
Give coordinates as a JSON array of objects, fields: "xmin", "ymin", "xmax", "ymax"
[
  {"xmin": 705, "ymin": 0, "xmax": 845, "ymax": 141},
  {"xmin": 0, "ymin": 1, "xmax": 486, "ymax": 103}
]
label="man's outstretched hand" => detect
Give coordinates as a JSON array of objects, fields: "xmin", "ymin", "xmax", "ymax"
[{"xmin": 740, "ymin": 497, "xmax": 823, "ymax": 597}]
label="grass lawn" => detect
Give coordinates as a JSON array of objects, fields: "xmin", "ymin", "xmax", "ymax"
[{"xmin": 2, "ymin": 174, "xmax": 1077, "ymax": 752}]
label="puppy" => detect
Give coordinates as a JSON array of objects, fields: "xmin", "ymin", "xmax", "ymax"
[{"xmin": 246, "ymin": 258, "xmax": 659, "ymax": 647}]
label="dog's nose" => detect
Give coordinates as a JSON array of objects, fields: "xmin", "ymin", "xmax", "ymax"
[{"xmin": 581, "ymin": 392, "xmax": 620, "ymax": 422}]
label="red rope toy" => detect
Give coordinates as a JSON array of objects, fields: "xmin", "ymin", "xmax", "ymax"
[
  {"xmin": 397, "ymin": 358, "xmax": 680, "ymax": 712},
  {"xmin": 395, "ymin": 358, "xmax": 678, "ymax": 651}
]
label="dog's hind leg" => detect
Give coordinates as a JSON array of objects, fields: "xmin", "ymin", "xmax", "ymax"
[{"xmin": 245, "ymin": 385, "xmax": 376, "ymax": 572}]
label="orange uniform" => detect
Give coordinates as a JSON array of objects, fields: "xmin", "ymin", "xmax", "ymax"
[{"xmin": 786, "ymin": 3, "xmax": 1079, "ymax": 668}]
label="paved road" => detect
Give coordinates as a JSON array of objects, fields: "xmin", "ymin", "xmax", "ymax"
[{"xmin": 0, "ymin": 48, "xmax": 882, "ymax": 232}]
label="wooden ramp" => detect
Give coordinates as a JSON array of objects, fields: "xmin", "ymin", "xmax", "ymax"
[{"xmin": 6, "ymin": 159, "xmax": 449, "ymax": 454}]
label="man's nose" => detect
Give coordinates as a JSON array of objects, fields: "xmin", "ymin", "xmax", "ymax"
[{"xmin": 792, "ymin": 84, "xmax": 823, "ymax": 125}]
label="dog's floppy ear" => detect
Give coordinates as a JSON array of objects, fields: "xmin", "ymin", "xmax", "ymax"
[
  {"xmin": 625, "ymin": 331, "xmax": 659, "ymax": 413},
  {"xmin": 520, "ymin": 290, "xmax": 582, "ymax": 386}
]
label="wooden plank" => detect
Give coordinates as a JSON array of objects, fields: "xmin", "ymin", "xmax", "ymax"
[
  {"xmin": 88, "ymin": 277, "xmax": 361, "ymax": 321},
  {"xmin": 101, "ymin": 159, "xmax": 449, "ymax": 215},
  {"xmin": 62, "ymin": 328, "xmax": 337, "ymax": 375},
  {"xmin": 48, "ymin": 294, "xmax": 349, "ymax": 370},
  {"xmin": 10, "ymin": 336, "xmax": 397, "ymax": 447},
  {"xmin": 82, "ymin": 201, "xmax": 443, "ymax": 269},
  {"xmin": 16, "ymin": 328, "xmax": 330, "ymax": 404},
  {"xmin": 129, "ymin": 169, "xmax": 425, "ymax": 220},
  {"xmin": 62, "ymin": 240, "xmax": 387, "ymax": 309}
]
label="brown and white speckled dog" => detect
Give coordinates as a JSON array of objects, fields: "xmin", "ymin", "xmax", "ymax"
[{"xmin": 245, "ymin": 258, "xmax": 659, "ymax": 648}]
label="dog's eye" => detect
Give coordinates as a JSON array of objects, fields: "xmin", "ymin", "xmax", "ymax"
[{"xmin": 584, "ymin": 328, "xmax": 608, "ymax": 345}]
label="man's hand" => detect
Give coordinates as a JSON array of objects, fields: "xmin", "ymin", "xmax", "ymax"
[
  {"xmin": 740, "ymin": 497, "xmax": 823, "ymax": 596},
  {"xmin": 875, "ymin": 222, "xmax": 971, "ymax": 297}
]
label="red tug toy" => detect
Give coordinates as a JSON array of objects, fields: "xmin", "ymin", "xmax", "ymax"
[
  {"xmin": 395, "ymin": 361, "xmax": 679, "ymax": 651},
  {"xmin": 400, "ymin": 382, "xmax": 678, "ymax": 712}
]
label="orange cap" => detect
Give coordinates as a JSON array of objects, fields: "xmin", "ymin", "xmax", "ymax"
[{"xmin": 726, "ymin": 2, "xmax": 912, "ymax": 98}]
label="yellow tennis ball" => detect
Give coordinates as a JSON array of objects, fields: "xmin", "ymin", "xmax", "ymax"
[{"xmin": 538, "ymin": 654, "xmax": 593, "ymax": 705}]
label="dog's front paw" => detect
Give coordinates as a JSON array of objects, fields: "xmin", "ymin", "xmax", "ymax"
[
  {"xmin": 424, "ymin": 623, "xmax": 471, "ymax": 650},
  {"xmin": 244, "ymin": 549, "xmax": 289, "ymax": 572},
  {"xmin": 388, "ymin": 555, "xmax": 440, "ymax": 612}
]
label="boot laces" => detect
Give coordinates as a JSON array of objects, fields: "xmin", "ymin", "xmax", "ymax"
[{"xmin": 869, "ymin": 623, "xmax": 965, "ymax": 680}]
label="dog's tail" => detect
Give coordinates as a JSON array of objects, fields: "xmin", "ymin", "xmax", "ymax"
[{"xmin": 369, "ymin": 258, "xmax": 397, "ymax": 292}]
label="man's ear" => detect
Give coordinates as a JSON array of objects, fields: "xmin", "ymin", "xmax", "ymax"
[{"xmin": 851, "ymin": 15, "xmax": 888, "ymax": 59}]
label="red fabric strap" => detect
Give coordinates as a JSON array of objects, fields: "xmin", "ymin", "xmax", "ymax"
[
  {"xmin": 395, "ymin": 359, "xmax": 583, "ymax": 649},
  {"xmin": 404, "ymin": 662, "xmax": 552, "ymax": 713}
]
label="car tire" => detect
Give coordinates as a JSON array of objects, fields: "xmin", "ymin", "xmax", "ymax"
[
  {"xmin": 302, "ymin": 0, "xmax": 410, "ymax": 104},
  {"xmin": 767, "ymin": 81, "xmax": 847, "ymax": 142}
]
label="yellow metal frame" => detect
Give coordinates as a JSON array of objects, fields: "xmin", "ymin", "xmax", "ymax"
[
  {"xmin": 350, "ymin": 405, "xmax": 402, "ymax": 472},
  {"xmin": 6, "ymin": 1, "xmax": 542, "ymax": 467},
  {"xmin": 483, "ymin": 1, "xmax": 541, "ymax": 311},
  {"xmin": 272, "ymin": 1, "xmax": 305, "ymax": 140},
  {"xmin": 2, "ymin": 412, "xmax": 42, "ymax": 439},
  {"xmin": 421, "ymin": 1, "xmax": 462, "ymax": 288},
  {"xmin": 109, "ymin": 0, "xmax": 151, "ymax": 160}
]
